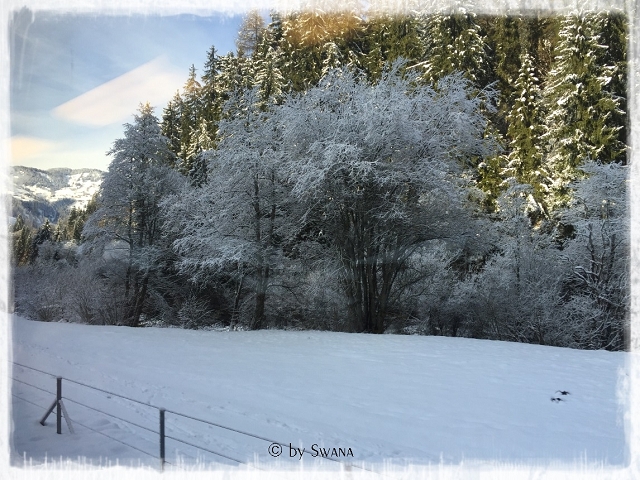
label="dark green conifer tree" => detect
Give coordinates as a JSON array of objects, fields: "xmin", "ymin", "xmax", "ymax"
[
  {"xmin": 161, "ymin": 91, "xmax": 183, "ymax": 166},
  {"xmin": 542, "ymin": 11, "xmax": 625, "ymax": 209}
]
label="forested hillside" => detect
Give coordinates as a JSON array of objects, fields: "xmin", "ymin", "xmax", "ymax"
[{"xmin": 13, "ymin": 7, "xmax": 629, "ymax": 351}]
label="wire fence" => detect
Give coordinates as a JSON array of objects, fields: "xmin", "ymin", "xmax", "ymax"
[{"xmin": 10, "ymin": 361, "xmax": 376, "ymax": 474}]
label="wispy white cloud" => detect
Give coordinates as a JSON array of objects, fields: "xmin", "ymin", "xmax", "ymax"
[{"xmin": 52, "ymin": 55, "xmax": 184, "ymax": 127}]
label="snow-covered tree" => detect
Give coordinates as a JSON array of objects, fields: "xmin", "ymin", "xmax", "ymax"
[
  {"xmin": 11, "ymin": 215, "xmax": 33, "ymax": 266},
  {"xmin": 542, "ymin": 12, "xmax": 625, "ymax": 209},
  {"xmin": 463, "ymin": 184, "xmax": 571, "ymax": 345},
  {"xmin": 184, "ymin": 118, "xmax": 213, "ymax": 186},
  {"xmin": 161, "ymin": 91, "xmax": 182, "ymax": 166},
  {"xmin": 420, "ymin": 10, "xmax": 489, "ymax": 87},
  {"xmin": 236, "ymin": 10, "xmax": 266, "ymax": 57},
  {"xmin": 320, "ymin": 41, "xmax": 344, "ymax": 78},
  {"xmin": 165, "ymin": 90, "xmax": 292, "ymax": 330},
  {"xmin": 179, "ymin": 65, "xmax": 203, "ymax": 172},
  {"xmin": 280, "ymin": 63, "xmax": 499, "ymax": 333},
  {"xmin": 200, "ymin": 45, "xmax": 223, "ymax": 139},
  {"xmin": 560, "ymin": 161, "xmax": 628, "ymax": 350},
  {"xmin": 253, "ymin": 35, "xmax": 286, "ymax": 107},
  {"xmin": 84, "ymin": 103, "xmax": 183, "ymax": 327},
  {"xmin": 217, "ymin": 52, "xmax": 256, "ymax": 106},
  {"xmin": 30, "ymin": 218, "xmax": 52, "ymax": 262},
  {"xmin": 502, "ymin": 52, "xmax": 547, "ymax": 211}
]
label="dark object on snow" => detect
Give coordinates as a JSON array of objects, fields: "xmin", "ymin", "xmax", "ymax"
[
  {"xmin": 556, "ymin": 390, "xmax": 570, "ymax": 395},
  {"xmin": 551, "ymin": 397, "xmax": 563, "ymax": 402}
]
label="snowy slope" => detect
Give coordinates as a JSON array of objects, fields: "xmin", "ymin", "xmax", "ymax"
[
  {"xmin": 9, "ymin": 315, "xmax": 629, "ymax": 474},
  {"xmin": 9, "ymin": 166, "xmax": 103, "ymax": 226}
]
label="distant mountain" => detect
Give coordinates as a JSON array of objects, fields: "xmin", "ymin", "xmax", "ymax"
[{"xmin": 8, "ymin": 166, "xmax": 104, "ymax": 228}]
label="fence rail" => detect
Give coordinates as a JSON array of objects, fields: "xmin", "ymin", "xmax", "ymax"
[{"xmin": 10, "ymin": 361, "xmax": 376, "ymax": 474}]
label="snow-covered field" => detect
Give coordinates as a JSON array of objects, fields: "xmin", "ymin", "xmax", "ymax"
[{"xmin": 9, "ymin": 315, "xmax": 630, "ymax": 475}]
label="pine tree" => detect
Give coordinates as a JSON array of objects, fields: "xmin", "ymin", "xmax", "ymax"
[
  {"xmin": 486, "ymin": 15, "xmax": 523, "ymax": 124},
  {"xmin": 542, "ymin": 12, "xmax": 625, "ymax": 209},
  {"xmin": 594, "ymin": 10, "xmax": 628, "ymax": 162},
  {"xmin": 12, "ymin": 214, "xmax": 25, "ymax": 233},
  {"xmin": 254, "ymin": 32, "xmax": 286, "ymax": 107},
  {"xmin": 161, "ymin": 91, "xmax": 183, "ymax": 166},
  {"xmin": 420, "ymin": 9, "xmax": 489, "ymax": 87},
  {"xmin": 185, "ymin": 118, "xmax": 213, "ymax": 186},
  {"xmin": 320, "ymin": 41, "xmax": 344, "ymax": 78},
  {"xmin": 217, "ymin": 52, "xmax": 256, "ymax": 102},
  {"xmin": 201, "ymin": 46, "xmax": 223, "ymax": 140},
  {"xmin": 279, "ymin": 9, "xmax": 364, "ymax": 90},
  {"xmin": 53, "ymin": 224, "xmax": 63, "ymax": 242},
  {"xmin": 366, "ymin": 13, "xmax": 424, "ymax": 67},
  {"xmin": 179, "ymin": 65, "xmax": 203, "ymax": 173},
  {"xmin": 503, "ymin": 52, "xmax": 547, "ymax": 211},
  {"xmin": 12, "ymin": 215, "xmax": 32, "ymax": 266},
  {"xmin": 30, "ymin": 218, "xmax": 52, "ymax": 262},
  {"xmin": 267, "ymin": 11, "xmax": 284, "ymax": 46}
]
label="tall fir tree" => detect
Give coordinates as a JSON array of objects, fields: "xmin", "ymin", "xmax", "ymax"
[
  {"xmin": 320, "ymin": 41, "xmax": 344, "ymax": 78},
  {"xmin": 30, "ymin": 218, "xmax": 52, "ymax": 262},
  {"xmin": 217, "ymin": 52, "xmax": 256, "ymax": 102},
  {"xmin": 161, "ymin": 91, "xmax": 182, "ymax": 167},
  {"xmin": 420, "ymin": 9, "xmax": 489, "ymax": 87},
  {"xmin": 594, "ymin": 10, "xmax": 628, "ymax": 162},
  {"xmin": 12, "ymin": 215, "xmax": 32, "ymax": 265},
  {"xmin": 179, "ymin": 65, "xmax": 203, "ymax": 173},
  {"xmin": 185, "ymin": 118, "xmax": 213, "ymax": 187},
  {"xmin": 541, "ymin": 11, "xmax": 625, "ymax": 209},
  {"xmin": 502, "ymin": 52, "xmax": 547, "ymax": 214},
  {"xmin": 254, "ymin": 31, "xmax": 287, "ymax": 107},
  {"xmin": 201, "ymin": 46, "xmax": 223, "ymax": 141}
]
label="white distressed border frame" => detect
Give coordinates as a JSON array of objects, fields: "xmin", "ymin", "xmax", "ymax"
[{"xmin": 0, "ymin": 0, "xmax": 637, "ymax": 478}]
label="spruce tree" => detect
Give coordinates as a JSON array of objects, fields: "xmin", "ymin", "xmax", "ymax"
[
  {"xmin": 254, "ymin": 32, "xmax": 286, "ymax": 107},
  {"xmin": 542, "ymin": 12, "xmax": 625, "ymax": 209},
  {"xmin": 420, "ymin": 9, "xmax": 489, "ymax": 87},
  {"xmin": 217, "ymin": 52, "xmax": 256, "ymax": 101},
  {"xmin": 201, "ymin": 46, "xmax": 223, "ymax": 140},
  {"xmin": 12, "ymin": 215, "xmax": 32, "ymax": 266},
  {"xmin": 161, "ymin": 91, "xmax": 183, "ymax": 166},
  {"xmin": 503, "ymin": 52, "xmax": 547, "ymax": 210},
  {"xmin": 12, "ymin": 214, "xmax": 25, "ymax": 233},
  {"xmin": 486, "ymin": 15, "xmax": 523, "ymax": 126},
  {"xmin": 320, "ymin": 41, "xmax": 344, "ymax": 78},
  {"xmin": 185, "ymin": 118, "xmax": 213, "ymax": 187},
  {"xmin": 594, "ymin": 10, "xmax": 628, "ymax": 162},
  {"xmin": 179, "ymin": 65, "xmax": 203, "ymax": 173},
  {"xmin": 30, "ymin": 218, "xmax": 52, "ymax": 262}
]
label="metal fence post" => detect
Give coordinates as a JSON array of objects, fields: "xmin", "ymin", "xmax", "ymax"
[
  {"xmin": 159, "ymin": 408, "xmax": 165, "ymax": 471},
  {"xmin": 56, "ymin": 377, "xmax": 62, "ymax": 435}
]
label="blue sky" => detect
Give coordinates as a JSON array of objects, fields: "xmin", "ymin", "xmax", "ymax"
[{"xmin": 10, "ymin": 9, "xmax": 244, "ymax": 170}]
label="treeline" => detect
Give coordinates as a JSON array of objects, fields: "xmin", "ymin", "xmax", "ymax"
[{"xmin": 13, "ymin": 8, "xmax": 629, "ymax": 351}]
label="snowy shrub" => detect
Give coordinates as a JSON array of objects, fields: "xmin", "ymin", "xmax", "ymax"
[
  {"xmin": 559, "ymin": 161, "xmax": 629, "ymax": 350},
  {"xmin": 177, "ymin": 295, "xmax": 215, "ymax": 329},
  {"xmin": 35, "ymin": 240, "xmax": 78, "ymax": 266},
  {"xmin": 395, "ymin": 243, "xmax": 467, "ymax": 336},
  {"xmin": 14, "ymin": 264, "xmax": 68, "ymax": 322},
  {"xmin": 93, "ymin": 293, "xmax": 127, "ymax": 326}
]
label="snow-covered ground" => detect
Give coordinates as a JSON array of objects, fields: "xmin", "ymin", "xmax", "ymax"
[{"xmin": 9, "ymin": 315, "xmax": 629, "ymax": 475}]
